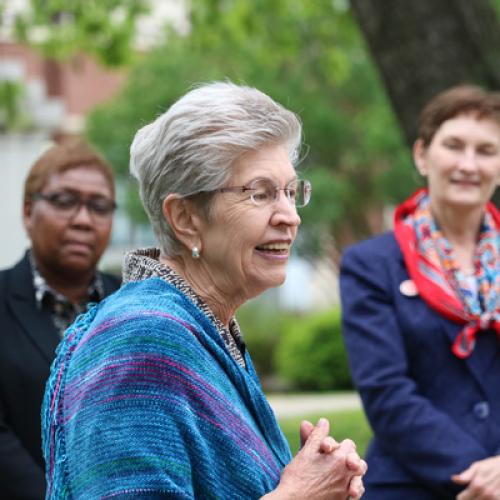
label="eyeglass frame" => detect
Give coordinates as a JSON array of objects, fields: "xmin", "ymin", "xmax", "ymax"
[
  {"xmin": 190, "ymin": 177, "xmax": 312, "ymax": 208},
  {"xmin": 30, "ymin": 190, "xmax": 117, "ymax": 223}
]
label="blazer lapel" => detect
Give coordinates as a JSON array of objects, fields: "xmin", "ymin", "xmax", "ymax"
[
  {"xmin": 441, "ymin": 317, "xmax": 499, "ymax": 393},
  {"xmin": 7, "ymin": 254, "xmax": 60, "ymax": 364},
  {"xmin": 396, "ymin": 235, "xmax": 499, "ymax": 394},
  {"xmin": 101, "ymin": 273, "xmax": 121, "ymax": 297}
]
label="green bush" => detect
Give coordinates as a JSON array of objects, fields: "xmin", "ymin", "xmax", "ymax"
[
  {"xmin": 236, "ymin": 297, "xmax": 286, "ymax": 379},
  {"xmin": 276, "ymin": 308, "xmax": 353, "ymax": 391}
]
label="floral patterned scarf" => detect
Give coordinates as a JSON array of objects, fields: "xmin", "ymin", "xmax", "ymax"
[{"xmin": 394, "ymin": 188, "xmax": 500, "ymax": 358}]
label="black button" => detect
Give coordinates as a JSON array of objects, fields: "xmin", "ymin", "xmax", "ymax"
[{"xmin": 473, "ymin": 401, "xmax": 490, "ymax": 420}]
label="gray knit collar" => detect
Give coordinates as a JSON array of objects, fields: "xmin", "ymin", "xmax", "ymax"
[{"xmin": 122, "ymin": 248, "xmax": 246, "ymax": 368}]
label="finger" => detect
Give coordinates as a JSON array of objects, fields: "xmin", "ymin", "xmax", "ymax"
[
  {"xmin": 299, "ymin": 420, "xmax": 314, "ymax": 449},
  {"xmin": 339, "ymin": 438, "xmax": 356, "ymax": 452},
  {"xmin": 319, "ymin": 436, "xmax": 339, "ymax": 454},
  {"xmin": 353, "ymin": 458, "xmax": 368, "ymax": 476},
  {"xmin": 302, "ymin": 418, "xmax": 330, "ymax": 452},
  {"xmin": 348, "ymin": 475, "xmax": 365, "ymax": 500},
  {"xmin": 346, "ymin": 452, "xmax": 365, "ymax": 473},
  {"xmin": 456, "ymin": 487, "xmax": 473, "ymax": 500},
  {"xmin": 452, "ymin": 465, "xmax": 474, "ymax": 485},
  {"xmin": 360, "ymin": 459, "xmax": 368, "ymax": 475},
  {"xmin": 452, "ymin": 473, "xmax": 471, "ymax": 485}
]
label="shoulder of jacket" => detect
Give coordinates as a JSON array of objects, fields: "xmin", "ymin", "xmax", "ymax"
[
  {"xmin": 100, "ymin": 270, "xmax": 121, "ymax": 289},
  {"xmin": 343, "ymin": 232, "xmax": 400, "ymax": 260},
  {"xmin": 0, "ymin": 258, "xmax": 25, "ymax": 291}
]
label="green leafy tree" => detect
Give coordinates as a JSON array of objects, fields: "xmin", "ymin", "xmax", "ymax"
[
  {"xmin": 87, "ymin": 0, "xmax": 416, "ymax": 247},
  {"xmin": 12, "ymin": 0, "xmax": 149, "ymax": 66},
  {"xmin": 0, "ymin": 80, "xmax": 28, "ymax": 131}
]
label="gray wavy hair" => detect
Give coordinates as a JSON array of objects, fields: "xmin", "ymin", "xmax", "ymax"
[{"xmin": 129, "ymin": 81, "xmax": 302, "ymax": 257}]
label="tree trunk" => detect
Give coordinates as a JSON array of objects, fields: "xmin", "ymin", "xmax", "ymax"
[{"xmin": 350, "ymin": 0, "xmax": 500, "ymax": 145}]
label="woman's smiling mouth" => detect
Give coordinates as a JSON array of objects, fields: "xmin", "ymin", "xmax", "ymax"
[{"xmin": 255, "ymin": 242, "xmax": 291, "ymax": 259}]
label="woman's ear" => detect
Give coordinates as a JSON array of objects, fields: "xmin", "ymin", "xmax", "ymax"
[
  {"xmin": 23, "ymin": 200, "xmax": 34, "ymax": 235},
  {"xmin": 162, "ymin": 194, "xmax": 203, "ymax": 251},
  {"xmin": 413, "ymin": 139, "xmax": 428, "ymax": 177}
]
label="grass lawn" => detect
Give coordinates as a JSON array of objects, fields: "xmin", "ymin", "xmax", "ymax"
[{"xmin": 278, "ymin": 409, "xmax": 372, "ymax": 456}]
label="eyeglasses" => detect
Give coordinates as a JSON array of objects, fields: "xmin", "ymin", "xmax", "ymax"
[
  {"xmin": 202, "ymin": 178, "xmax": 312, "ymax": 207},
  {"xmin": 31, "ymin": 191, "xmax": 117, "ymax": 222}
]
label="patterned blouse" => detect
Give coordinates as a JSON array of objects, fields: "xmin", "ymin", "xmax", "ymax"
[
  {"xmin": 29, "ymin": 250, "xmax": 105, "ymax": 337},
  {"xmin": 122, "ymin": 248, "xmax": 247, "ymax": 368}
]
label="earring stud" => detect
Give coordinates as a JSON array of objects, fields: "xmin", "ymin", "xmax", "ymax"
[{"xmin": 191, "ymin": 246, "xmax": 200, "ymax": 259}]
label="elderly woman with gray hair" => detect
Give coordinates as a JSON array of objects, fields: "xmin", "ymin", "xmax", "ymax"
[{"xmin": 42, "ymin": 82, "xmax": 366, "ymax": 499}]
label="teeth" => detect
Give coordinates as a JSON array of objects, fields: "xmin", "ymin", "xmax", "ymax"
[{"xmin": 258, "ymin": 243, "xmax": 289, "ymax": 250}]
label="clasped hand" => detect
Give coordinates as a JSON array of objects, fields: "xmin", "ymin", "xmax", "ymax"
[{"xmin": 264, "ymin": 417, "xmax": 367, "ymax": 499}]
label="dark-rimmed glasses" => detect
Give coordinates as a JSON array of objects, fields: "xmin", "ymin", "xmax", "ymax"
[
  {"xmin": 31, "ymin": 191, "xmax": 117, "ymax": 223},
  {"xmin": 198, "ymin": 178, "xmax": 312, "ymax": 208}
]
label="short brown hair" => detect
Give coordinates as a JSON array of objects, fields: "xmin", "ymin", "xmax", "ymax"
[
  {"xmin": 418, "ymin": 84, "xmax": 500, "ymax": 146},
  {"xmin": 24, "ymin": 138, "xmax": 115, "ymax": 203}
]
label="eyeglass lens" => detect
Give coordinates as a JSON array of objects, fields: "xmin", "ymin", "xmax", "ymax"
[
  {"xmin": 33, "ymin": 191, "xmax": 116, "ymax": 219},
  {"xmin": 249, "ymin": 179, "xmax": 311, "ymax": 207}
]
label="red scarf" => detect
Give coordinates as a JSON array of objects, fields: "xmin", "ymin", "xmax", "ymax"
[{"xmin": 394, "ymin": 188, "xmax": 500, "ymax": 358}]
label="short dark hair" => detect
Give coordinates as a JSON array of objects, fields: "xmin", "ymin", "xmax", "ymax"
[
  {"xmin": 418, "ymin": 85, "xmax": 500, "ymax": 146},
  {"xmin": 24, "ymin": 138, "xmax": 115, "ymax": 203}
]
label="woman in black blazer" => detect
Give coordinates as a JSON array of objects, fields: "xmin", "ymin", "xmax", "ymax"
[{"xmin": 0, "ymin": 139, "xmax": 120, "ymax": 499}]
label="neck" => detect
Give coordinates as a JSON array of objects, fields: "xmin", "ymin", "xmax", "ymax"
[
  {"xmin": 161, "ymin": 255, "xmax": 243, "ymax": 328},
  {"xmin": 34, "ymin": 259, "xmax": 95, "ymax": 304},
  {"xmin": 430, "ymin": 201, "xmax": 484, "ymax": 246},
  {"xmin": 430, "ymin": 201, "xmax": 485, "ymax": 271}
]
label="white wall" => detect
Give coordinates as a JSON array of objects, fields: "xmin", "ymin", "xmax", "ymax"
[{"xmin": 0, "ymin": 132, "xmax": 51, "ymax": 269}]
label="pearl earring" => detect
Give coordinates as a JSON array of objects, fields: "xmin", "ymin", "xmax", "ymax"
[{"xmin": 191, "ymin": 246, "xmax": 200, "ymax": 259}]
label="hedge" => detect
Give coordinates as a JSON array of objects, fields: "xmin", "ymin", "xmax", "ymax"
[{"xmin": 276, "ymin": 308, "xmax": 353, "ymax": 391}]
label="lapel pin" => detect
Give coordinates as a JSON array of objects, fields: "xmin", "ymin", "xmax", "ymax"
[{"xmin": 399, "ymin": 279, "xmax": 418, "ymax": 297}]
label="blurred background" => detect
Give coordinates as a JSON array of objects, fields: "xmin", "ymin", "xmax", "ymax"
[{"xmin": 1, "ymin": 0, "xmax": 499, "ymax": 400}]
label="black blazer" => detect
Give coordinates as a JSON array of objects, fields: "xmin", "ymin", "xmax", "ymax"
[{"xmin": 0, "ymin": 252, "xmax": 120, "ymax": 499}]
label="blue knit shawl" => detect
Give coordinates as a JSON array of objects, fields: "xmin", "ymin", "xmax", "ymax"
[{"xmin": 42, "ymin": 278, "xmax": 292, "ymax": 499}]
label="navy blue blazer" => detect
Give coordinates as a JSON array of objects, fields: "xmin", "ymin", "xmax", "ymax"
[
  {"xmin": 340, "ymin": 232, "xmax": 500, "ymax": 499},
  {"xmin": 0, "ymin": 252, "xmax": 120, "ymax": 499}
]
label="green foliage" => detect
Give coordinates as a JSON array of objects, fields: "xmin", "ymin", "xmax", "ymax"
[
  {"xmin": 12, "ymin": 0, "xmax": 148, "ymax": 66},
  {"xmin": 237, "ymin": 302, "xmax": 355, "ymax": 394},
  {"xmin": 86, "ymin": 40, "xmax": 220, "ymax": 223},
  {"xmin": 0, "ymin": 80, "xmax": 30, "ymax": 131},
  {"xmin": 492, "ymin": 0, "xmax": 500, "ymax": 16},
  {"xmin": 276, "ymin": 308, "xmax": 353, "ymax": 391},
  {"xmin": 87, "ymin": 0, "xmax": 417, "ymax": 243},
  {"xmin": 236, "ymin": 298, "xmax": 287, "ymax": 381},
  {"xmin": 279, "ymin": 408, "xmax": 372, "ymax": 456}
]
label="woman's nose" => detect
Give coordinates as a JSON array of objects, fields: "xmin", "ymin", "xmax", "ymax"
[
  {"xmin": 272, "ymin": 194, "xmax": 301, "ymax": 227},
  {"xmin": 457, "ymin": 149, "xmax": 478, "ymax": 171},
  {"xmin": 70, "ymin": 203, "xmax": 94, "ymax": 227}
]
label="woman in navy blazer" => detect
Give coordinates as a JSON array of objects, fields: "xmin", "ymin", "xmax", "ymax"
[{"xmin": 340, "ymin": 85, "xmax": 500, "ymax": 499}]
